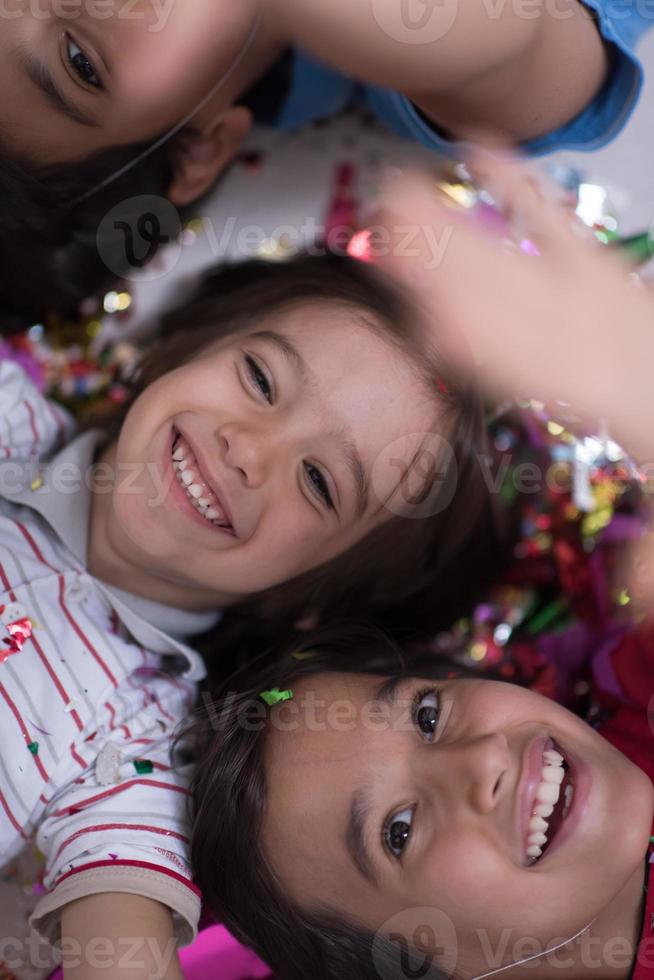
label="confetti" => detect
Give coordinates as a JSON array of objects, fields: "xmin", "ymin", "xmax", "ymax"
[
  {"xmin": 0, "ymin": 604, "xmax": 34, "ymax": 659},
  {"xmin": 27, "ymin": 741, "xmax": 39, "ymax": 755},
  {"xmin": 260, "ymin": 688, "xmax": 294, "ymax": 707},
  {"xmin": 96, "ymin": 742, "xmax": 122, "ymax": 786},
  {"xmin": 133, "ymin": 759, "xmax": 154, "ymax": 775}
]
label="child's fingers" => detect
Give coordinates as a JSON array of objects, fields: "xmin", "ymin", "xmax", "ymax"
[
  {"xmin": 373, "ymin": 173, "xmax": 536, "ymax": 368},
  {"xmin": 466, "ymin": 145, "xmax": 590, "ymax": 254}
]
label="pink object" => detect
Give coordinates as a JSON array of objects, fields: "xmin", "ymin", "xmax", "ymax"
[
  {"xmin": 177, "ymin": 925, "xmax": 272, "ymax": 978},
  {"xmin": 347, "ymin": 228, "xmax": 374, "ymax": 263},
  {"xmin": 49, "ymin": 925, "xmax": 272, "ymax": 980},
  {"xmin": 325, "ymin": 162, "xmax": 360, "ymax": 249}
]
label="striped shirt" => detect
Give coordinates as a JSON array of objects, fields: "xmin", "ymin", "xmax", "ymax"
[{"xmin": 0, "ymin": 360, "xmax": 216, "ymax": 945}]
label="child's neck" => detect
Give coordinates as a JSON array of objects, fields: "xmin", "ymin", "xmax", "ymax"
[{"xmin": 496, "ymin": 855, "xmax": 646, "ymax": 980}]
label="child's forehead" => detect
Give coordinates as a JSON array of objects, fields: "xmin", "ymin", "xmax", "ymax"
[
  {"xmin": 289, "ymin": 671, "xmax": 455, "ymax": 701},
  {"xmin": 287, "ymin": 670, "xmax": 537, "ymax": 710},
  {"xmin": 264, "ymin": 298, "xmax": 389, "ymax": 337}
]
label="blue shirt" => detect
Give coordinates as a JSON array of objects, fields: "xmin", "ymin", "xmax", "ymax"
[{"xmin": 257, "ymin": 0, "xmax": 651, "ymax": 156}]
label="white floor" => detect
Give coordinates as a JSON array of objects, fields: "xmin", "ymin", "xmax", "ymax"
[{"xmin": 114, "ymin": 31, "xmax": 654, "ymax": 337}]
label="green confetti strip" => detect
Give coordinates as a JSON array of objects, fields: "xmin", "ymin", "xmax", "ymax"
[
  {"xmin": 260, "ymin": 688, "xmax": 294, "ymax": 707},
  {"xmin": 133, "ymin": 759, "xmax": 154, "ymax": 775},
  {"xmin": 27, "ymin": 741, "xmax": 39, "ymax": 755}
]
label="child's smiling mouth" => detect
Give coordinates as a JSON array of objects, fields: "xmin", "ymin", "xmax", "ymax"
[
  {"xmin": 171, "ymin": 430, "xmax": 236, "ymax": 535},
  {"xmin": 520, "ymin": 736, "xmax": 576, "ymax": 866}
]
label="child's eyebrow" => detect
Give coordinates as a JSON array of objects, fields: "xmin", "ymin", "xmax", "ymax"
[
  {"xmin": 18, "ymin": 50, "xmax": 100, "ymax": 129},
  {"xmin": 253, "ymin": 329, "xmax": 369, "ymax": 518},
  {"xmin": 250, "ymin": 330, "xmax": 308, "ymax": 381},
  {"xmin": 344, "ymin": 676, "xmax": 406, "ymax": 884},
  {"xmin": 346, "ymin": 787, "xmax": 379, "ymax": 887}
]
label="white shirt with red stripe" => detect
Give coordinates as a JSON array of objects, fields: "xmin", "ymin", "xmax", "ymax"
[{"xmin": 0, "ymin": 360, "xmax": 217, "ymax": 946}]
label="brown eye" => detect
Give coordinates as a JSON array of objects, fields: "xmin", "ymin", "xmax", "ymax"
[
  {"xmin": 304, "ymin": 463, "xmax": 334, "ymax": 510},
  {"xmin": 384, "ymin": 806, "xmax": 414, "ymax": 858},
  {"xmin": 245, "ymin": 355, "xmax": 273, "ymax": 404},
  {"xmin": 413, "ymin": 688, "xmax": 440, "ymax": 742},
  {"xmin": 66, "ymin": 36, "xmax": 100, "ymax": 88}
]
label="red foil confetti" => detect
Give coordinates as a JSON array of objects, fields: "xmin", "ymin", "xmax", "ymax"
[{"xmin": 0, "ymin": 607, "xmax": 33, "ymax": 661}]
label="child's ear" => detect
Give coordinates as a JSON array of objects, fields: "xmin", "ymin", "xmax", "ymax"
[{"xmin": 167, "ymin": 106, "xmax": 252, "ymax": 207}]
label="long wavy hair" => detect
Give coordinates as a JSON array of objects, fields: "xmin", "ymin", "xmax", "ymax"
[{"xmin": 0, "ymin": 131, "xmax": 188, "ymax": 334}]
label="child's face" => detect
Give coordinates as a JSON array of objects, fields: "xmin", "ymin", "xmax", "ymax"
[
  {"xmin": 102, "ymin": 302, "xmax": 436, "ymax": 606},
  {"xmin": 262, "ymin": 672, "xmax": 654, "ymax": 977},
  {"xmin": 0, "ymin": 1, "xmax": 259, "ymax": 163}
]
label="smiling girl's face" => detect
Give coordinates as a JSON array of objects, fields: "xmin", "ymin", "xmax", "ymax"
[
  {"xmin": 261, "ymin": 671, "xmax": 654, "ymax": 978},
  {"xmin": 94, "ymin": 300, "xmax": 436, "ymax": 608}
]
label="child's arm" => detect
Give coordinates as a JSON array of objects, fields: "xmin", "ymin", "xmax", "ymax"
[
  {"xmin": 61, "ymin": 894, "xmax": 183, "ymax": 980},
  {"xmin": 376, "ymin": 152, "xmax": 654, "ymax": 607},
  {"xmin": 266, "ymin": 0, "xmax": 607, "ymax": 142}
]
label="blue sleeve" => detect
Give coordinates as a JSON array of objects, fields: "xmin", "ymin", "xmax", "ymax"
[
  {"xmin": 271, "ymin": 51, "xmax": 358, "ymax": 130},
  {"xmin": 363, "ymin": 0, "xmax": 648, "ymax": 157}
]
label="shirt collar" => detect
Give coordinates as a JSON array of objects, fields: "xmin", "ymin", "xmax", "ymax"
[{"xmin": 0, "ymin": 430, "xmax": 215, "ymax": 681}]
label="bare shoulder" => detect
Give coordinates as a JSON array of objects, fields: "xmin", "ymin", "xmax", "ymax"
[{"xmin": 411, "ymin": 0, "xmax": 609, "ymax": 142}]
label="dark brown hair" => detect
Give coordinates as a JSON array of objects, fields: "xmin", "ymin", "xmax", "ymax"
[
  {"xmin": 0, "ymin": 133, "xmax": 184, "ymax": 334},
  {"xmin": 191, "ymin": 622, "xmax": 525, "ymax": 979},
  {"xmin": 101, "ymin": 253, "xmax": 507, "ymax": 668}
]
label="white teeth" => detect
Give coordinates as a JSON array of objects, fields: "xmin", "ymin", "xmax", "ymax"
[
  {"xmin": 536, "ymin": 781, "xmax": 561, "ymax": 805},
  {"xmin": 542, "ymin": 765, "xmax": 565, "ymax": 785},
  {"xmin": 525, "ymin": 746, "xmax": 575, "ymax": 865},
  {"xmin": 562, "ymin": 784, "xmax": 574, "ymax": 818},
  {"xmin": 172, "ymin": 439, "xmax": 230, "ymax": 530}
]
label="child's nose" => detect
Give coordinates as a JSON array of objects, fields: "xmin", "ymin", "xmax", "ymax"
[
  {"xmin": 220, "ymin": 421, "xmax": 271, "ymax": 487},
  {"xmin": 437, "ymin": 732, "xmax": 512, "ymax": 814}
]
